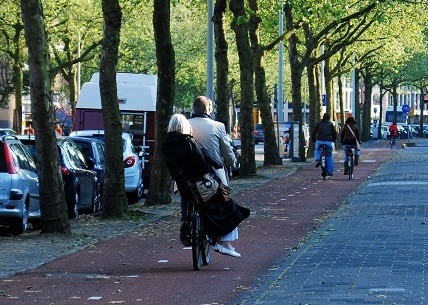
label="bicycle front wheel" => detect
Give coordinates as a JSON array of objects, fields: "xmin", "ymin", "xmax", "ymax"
[
  {"xmin": 191, "ymin": 213, "xmax": 203, "ymax": 271},
  {"xmin": 202, "ymin": 235, "xmax": 214, "ymax": 265}
]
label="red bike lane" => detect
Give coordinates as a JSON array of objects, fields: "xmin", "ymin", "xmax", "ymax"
[{"xmin": 0, "ymin": 143, "xmax": 392, "ymax": 305}]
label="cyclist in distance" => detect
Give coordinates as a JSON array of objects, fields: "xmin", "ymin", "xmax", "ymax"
[
  {"xmin": 312, "ymin": 113, "xmax": 337, "ymax": 176},
  {"xmin": 340, "ymin": 116, "xmax": 361, "ymax": 174},
  {"xmin": 389, "ymin": 122, "xmax": 399, "ymax": 141}
]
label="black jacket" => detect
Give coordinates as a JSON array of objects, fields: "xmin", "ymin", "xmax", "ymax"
[
  {"xmin": 312, "ymin": 120, "xmax": 337, "ymax": 142},
  {"xmin": 341, "ymin": 123, "xmax": 360, "ymax": 145},
  {"xmin": 162, "ymin": 132, "xmax": 249, "ymax": 237},
  {"xmin": 162, "ymin": 132, "xmax": 209, "ymax": 184}
]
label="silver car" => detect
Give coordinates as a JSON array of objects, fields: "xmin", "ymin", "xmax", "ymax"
[
  {"xmin": 69, "ymin": 130, "xmax": 144, "ymax": 204},
  {"xmin": 0, "ymin": 135, "xmax": 40, "ymax": 234},
  {"xmin": 0, "ymin": 128, "xmax": 17, "ymax": 136}
]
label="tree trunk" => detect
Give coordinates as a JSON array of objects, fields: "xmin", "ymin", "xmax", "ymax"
[
  {"xmin": 338, "ymin": 75, "xmax": 345, "ymax": 128},
  {"xmin": 20, "ymin": 0, "xmax": 70, "ymax": 234},
  {"xmin": 13, "ymin": 61, "xmax": 23, "ymax": 133},
  {"xmin": 248, "ymin": 0, "xmax": 282, "ymax": 165},
  {"xmin": 69, "ymin": 69, "xmax": 77, "ymax": 118},
  {"xmin": 284, "ymin": 2, "xmax": 305, "ymax": 162},
  {"xmin": 213, "ymin": 0, "xmax": 229, "ymax": 132},
  {"xmin": 145, "ymin": 0, "xmax": 175, "ymax": 205},
  {"xmin": 12, "ymin": 20, "xmax": 24, "ymax": 134},
  {"xmin": 419, "ymin": 88, "xmax": 425, "ymax": 136},
  {"xmin": 362, "ymin": 72, "xmax": 373, "ymax": 141},
  {"xmin": 229, "ymin": 0, "xmax": 256, "ymax": 176},
  {"xmin": 378, "ymin": 87, "xmax": 385, "ymax": 138},
  {"xmin": 306, "ymin": 63, "xmax": 317, "ymax": 158},
  {"xmin": 392, "ymin": 85, "xmax": 398, "ymax": 124},
  {"xmin": 354, "ymin": 68, "xmax": 361, "ymax": 128},
  {"xmin": 324, "ymin": 55, "xmax": 332, "ymax": 117},
  {"xmin": 100, "ymin": 0, "xmax": 128, "ymax": 217}
]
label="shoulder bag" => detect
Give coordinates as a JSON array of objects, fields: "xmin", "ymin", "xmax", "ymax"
[
  {"xmin": 195, "ymin": 174, "xmax": 219, "ymax": 202},
  {"xmin": 347, "ymin": 125, "xmax": 361, "ymax": 149}
]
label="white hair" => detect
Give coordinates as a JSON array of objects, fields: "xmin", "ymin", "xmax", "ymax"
[{"xmin": 167, "ymin": 114, "xmax": 192, "ymax": 135}]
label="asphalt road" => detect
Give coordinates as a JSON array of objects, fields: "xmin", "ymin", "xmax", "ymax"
[{"xmin": 0, "ymin": 139, "xmax": 400, "ymax": 305}]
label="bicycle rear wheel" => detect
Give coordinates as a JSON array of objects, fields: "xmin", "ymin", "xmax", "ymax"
[
  {"xmin": 190, "ymin": 213, "xmax": 203, "ymax": 271},
  {"xmin": 348, "ymin": 154, "xmax": 354, "ymax": 180},
  {"xmin": 321, "ymin": 149, "xmax": 327, "ymax": 180}
]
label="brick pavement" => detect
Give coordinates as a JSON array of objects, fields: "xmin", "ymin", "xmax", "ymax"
[
  {"xmin": 0, "ymin": 138, "xmax": 404, "ymax": 305},
  {"xmin": 240, "ymin": 138, "xmax": 428, "ymax": 305}
]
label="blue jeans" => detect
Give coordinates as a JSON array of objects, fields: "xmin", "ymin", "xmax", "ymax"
[
  {"xmin": 315, "ymin": 140, "xmax": 334, "ymax": 175},
  {"xmin": 343, "ymin": 145, "xmax": 360, "ymax": 159}
]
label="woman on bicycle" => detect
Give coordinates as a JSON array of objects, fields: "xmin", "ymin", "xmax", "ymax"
[
  {"xmin": 162, "ymin": 114, "xmax": 249, "ymax": 258},
  {"xmin": 341, "ymin": 116, "xmax": 361, "ymax": 174}
]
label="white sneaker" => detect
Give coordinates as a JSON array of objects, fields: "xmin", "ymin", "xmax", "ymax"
[{"xmin": 214, "ymin": 244, "xmax": 241, "ymax": 258}]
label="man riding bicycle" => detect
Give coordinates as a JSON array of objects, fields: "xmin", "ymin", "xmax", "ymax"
[{"xmin": 312, "ymin": 113, "xmax": 337, "ymax": 176}]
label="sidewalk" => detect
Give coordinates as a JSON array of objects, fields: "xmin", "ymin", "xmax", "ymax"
[
  {"xmin": 239, "ymin": 138, "xmax": 428, "ymax": 305},
  {"xmin": 0, "ymin": 138, "xmax": 406, "ymax": 305}
]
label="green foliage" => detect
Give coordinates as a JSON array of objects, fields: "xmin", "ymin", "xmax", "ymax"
[{"xmin": 0, "ymin": 0, "xmax": 426, "ymax": 116}]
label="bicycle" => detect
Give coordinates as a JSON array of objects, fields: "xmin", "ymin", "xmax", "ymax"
[
  {"xmin": 344, "ymin": 145, "xmax": 356, "ymax": 180},
  {"xmin": 390, "ymin": 135, "xmax": 396, "ymax": 149},
  {"xmin": 187, "ymin": 198, "xmax": 214, "ymax": 271},
  {"xmin": 165, "ymin": 157, "xmax": 215, "ymax": 271}
]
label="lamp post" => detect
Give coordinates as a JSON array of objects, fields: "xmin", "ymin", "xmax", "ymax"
[{"xmin": 373, "ymin": 106, "xmax": 378, "ymax": 139}]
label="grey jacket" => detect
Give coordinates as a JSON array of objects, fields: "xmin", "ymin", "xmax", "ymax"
[{"xmin": 189, "ymin": 115, "xmax": 236, "ymax": 169}]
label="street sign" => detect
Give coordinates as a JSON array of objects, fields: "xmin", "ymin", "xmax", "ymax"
[
  {"xmin": 402, "ymin": 104, "xmax": 410, "ymax": 113},
  {"xmin": 322, "ymin": 94, "xmax": 326, "ymax": 106}
]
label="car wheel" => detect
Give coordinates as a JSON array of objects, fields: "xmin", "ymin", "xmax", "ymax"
[
  {"xmin": 92, "ymin": 190, "xmax": 101, "ymax": 214},
  {"xmin": 128, "ymin": 176, "xmax": 144, "ymax": 204},
  {"xmin": 12, "ymin": 200, "xmax": 28, "ymax": 235}
]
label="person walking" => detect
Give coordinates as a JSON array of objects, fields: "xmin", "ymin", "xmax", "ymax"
[
  {"xmin": 55, "ymin": 123, "xmax": 63, "ymax": 136},
  {"xmin": 311, "ymin": 113, "xmax": 337, "ymax": 176},
  {"xmin": 162, "ymin": 114, "xmax": 249, "ymax": 258},
  {"xmin": 340, "ymin": 116, "xmax": 361, "ymax": 174},
  {"xmin": 188, "ymin": 96, "xmax": 240, "ymax": 256},
  {"xmin": 26, "ymin": 123, "xmax": 34, "ymax": 135}
]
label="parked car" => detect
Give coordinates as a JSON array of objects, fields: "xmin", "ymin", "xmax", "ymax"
[
  {"xmin": 253, "ymin": 123, "xmax": 264, "ymax": 144},
  {"xmin": 380, "ymin": 125, "xmax": 390, "ymax": 139},
  {"xmin": 69, "ymin": 130, "xmax": 145, "ymax": 204},
  {"xmin": 253, "ymin": 122, "xmax": 293, "ymax": 145},
  {"xmin": 69, "ymin": 136, "xmax": 105, "ymax": 212},
  {"xmin": 17, "ymin": 135, "xmax": 100, "ymax": 218},
  {"xmin": 0, "ymin": 135, "xmax": 40, "ymax": 234},
  {"xmin": 0, "ymin": 128, "xmax": 17, "ymax": 136},
  {"xmin": 423, "ymin": 126, "xmax": 428, "ymax": 138},
  {"xmin": 405, "ymin": 125, "xmax": 418, "ymax": 138}
]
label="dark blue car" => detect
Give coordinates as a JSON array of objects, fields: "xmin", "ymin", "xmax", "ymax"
[{"xmin": 70, "ymin": 136, "xmax": 105, "ymax": 204}]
